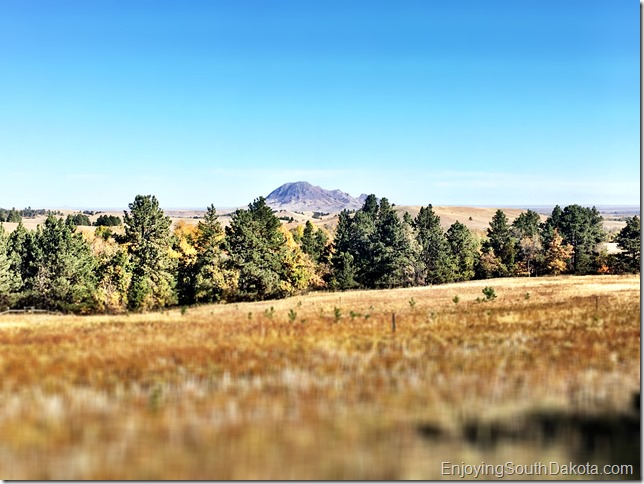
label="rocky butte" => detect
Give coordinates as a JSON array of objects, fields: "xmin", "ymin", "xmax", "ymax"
[{"xmin": 265, "ymin": 181, "xmax": 369, "ymax": 213}]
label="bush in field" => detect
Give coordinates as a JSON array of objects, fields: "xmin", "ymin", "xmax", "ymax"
[
  {"xmin": 66, "ymin": 213, "xmax": 91, "ymax": 226},
  {"xmin": 482, "ymin": 286, "xmax": 497, "ymax": 301},
  {"xmin": 94, "ymin": 214, "xmax": 122, "ymax": 227}
]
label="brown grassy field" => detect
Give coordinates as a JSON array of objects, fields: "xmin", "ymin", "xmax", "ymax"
[{"xmin": 0, "ymin": 275, "xmax": 639, "ymax": 479}]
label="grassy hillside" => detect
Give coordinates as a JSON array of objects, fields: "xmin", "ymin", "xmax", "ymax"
[{"xmin": 0, "ymin": 275, "xmax": 639, "ymax": 479}]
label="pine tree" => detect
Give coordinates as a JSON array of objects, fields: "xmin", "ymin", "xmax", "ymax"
[
  {"xmin": 414, "ymin": 205, "xmax": 456, "ymax": 284},
  {"xmin": 192, "ymin": 205, "xmax": 237, "ymax": 303},
  {"xmin": 361, "ymin": 194, "xmax": 379, "ymax": 219},
  {"xmin": 546, "ymin": 205, "xmax": 605, "ymax": 274},
  {"xmin": 329, "ymin": 211, "xmax": 359, "ymax": 290},
  {"xmin": 300, "ymin": 220, "xmax": 328, "ymax": 264},
  {"xmin": 123, "ymin": 195, "xmax": 176, "ymax": 310},
  {"xmin": 484, "ymin": 210, "xmax": 516, "ymax": 275},
  {"xmin": 371, "ymin": 199, "xmax": 416, "ymax": 288},
  {"xmin": 512, "ymin": 210, "xmax": 542, "ymax": 239},
  {"xmin": 8, "ymin": 222, "xmax": 36, "ymax": 292},
  {"xmin": 0, "ymin": 225, "xmax": 19, "ymax": 309},
  {"xmin": 225, "ymin": 197, "xmax": 290, "ymax": 301},
  {"xmin": 615, "ymin": 215, "xmax": 640, "ymax": 273},
  {"xmin": 446, "ymin": 221, "xmax": 478, "ymax": 281},
  {"xmin": 27, "ymin": 215, "xmax": 97, "ymax": 312},
  {"xmin": 347, "ymin": 209, "xmax": 378, "ymax": 286}
]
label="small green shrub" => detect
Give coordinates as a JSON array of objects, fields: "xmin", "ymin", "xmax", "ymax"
[
  {"xmin": 288, "ymin": 309, "xmax": 297, "ymax": 322},
  {"xmin": 453, "ymin": 295, "xmax": 460, "ymax": 304},
  {"xmin": 333, "ymin": 307, "xmax": 342, "ymax": 322},
  {"xmin": 482, "ymin": 286, "xmax": 497, "ymax": 301}
]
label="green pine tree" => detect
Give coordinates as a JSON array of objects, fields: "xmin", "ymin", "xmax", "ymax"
[
  {"xmin": 615, "ymin": 215, "xmax": 640, "ymax": 273},
  {"xmin": 483, "ymin": 210, "xmax": 516, "ymax": 275},
  {"xmin": 446, "ymin": 221, "xmax": 478, "ymax": 281},
  {"xmin": 0, "ymin": 225, "xmax": 20, "ymax": 309},
  {"xmin": 123, "ymin": 195, "xmax": 176, "ymax": 310},
  {"xmin": 225, "ymin": 197, "xmax": 288, "ymax": 301},
  {"xmin": 546, "ymin": 205, "xmax": 605, "ymax": 274},
  {"xmin": 300, "ymin": 220, "xmax": 329, "ymax": 264},
  {"xmin": 413, "ymin": 205, "xmax": 456, "ymax": 284},
  {"xmin": 329, "ymin": 210, "xmax": 359, "ymax": 290},
  {"xmin": 192, "ymin": 204, "xmax": 237, "ymax": 303},
  {"xmin": 371, "ymin": 199, "xmax": 417, "ymax": 288},
  {"xmin": 27, "ymin": 215, "xmax": 97, "ymax": 312}
]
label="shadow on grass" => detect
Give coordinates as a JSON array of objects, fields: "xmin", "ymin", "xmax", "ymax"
[{"xmin": 417, "ymin": 392, "xmax": 640, "ymax": 479}]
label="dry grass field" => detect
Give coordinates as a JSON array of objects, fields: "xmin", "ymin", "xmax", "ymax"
[{"xmin": 0, "ymin": 275, "xmax": 639, "ymax": 479}]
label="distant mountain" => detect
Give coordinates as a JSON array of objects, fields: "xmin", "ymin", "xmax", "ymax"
[{"xmin": 265, "ymin": 181, "xmax": 368, "ymax": 212}]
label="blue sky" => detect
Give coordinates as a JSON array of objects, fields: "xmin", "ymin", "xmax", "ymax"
[{"xmin": 0, "ymin": 0, "xmax": 639, "ymax": 208}]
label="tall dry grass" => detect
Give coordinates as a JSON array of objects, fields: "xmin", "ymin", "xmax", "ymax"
[{"xmin": 0, "ymin": 275, "xmax": 639, "ymax": 479}]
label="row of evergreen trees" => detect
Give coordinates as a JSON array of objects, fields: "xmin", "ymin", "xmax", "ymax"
[
  {"xmin": 0, "ymin": 194, "xmax": 639, "ymax": 313},
  {"xmin": 0, "ymin": 207, "xmax": 59, "ymax": 223},
  {"xmin": 330, "ymin": 195, "xmax": 639, "ymax": 289}
]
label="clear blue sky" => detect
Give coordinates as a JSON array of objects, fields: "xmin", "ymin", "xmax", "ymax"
[{"xmin": 0, "ymin": 0, "xmax": 639, "ymax": 209}]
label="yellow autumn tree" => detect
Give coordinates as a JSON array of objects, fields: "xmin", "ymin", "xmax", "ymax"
[
  {"xmin": 545, "ymin": 229, "xmax": 574, "ymax": 275},
  {"xmin": 278, "ymin": 226, "xmax": 323, "ymax": 295},
  {"xmin": 90, "ymin": 227, "xmax": 131, "ymax": 313}
]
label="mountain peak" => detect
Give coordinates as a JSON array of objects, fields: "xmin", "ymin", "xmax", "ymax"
[{"xmin": 266, "ymin": 182, "xmax": 365, "ymax": 212}]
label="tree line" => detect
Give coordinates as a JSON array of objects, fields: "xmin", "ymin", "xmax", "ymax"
[
  {"xmin": 0, "ymin": 194, "xmax": 639, "ymax": 313},
  {"xmin": 0, "ymin": 207, "xmax": 61, "ymax": 223}
]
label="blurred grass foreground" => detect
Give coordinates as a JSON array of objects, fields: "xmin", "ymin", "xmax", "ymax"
[{"xmin": 0, "ymin": 275, "xmax": 639, "ymax": 479}]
